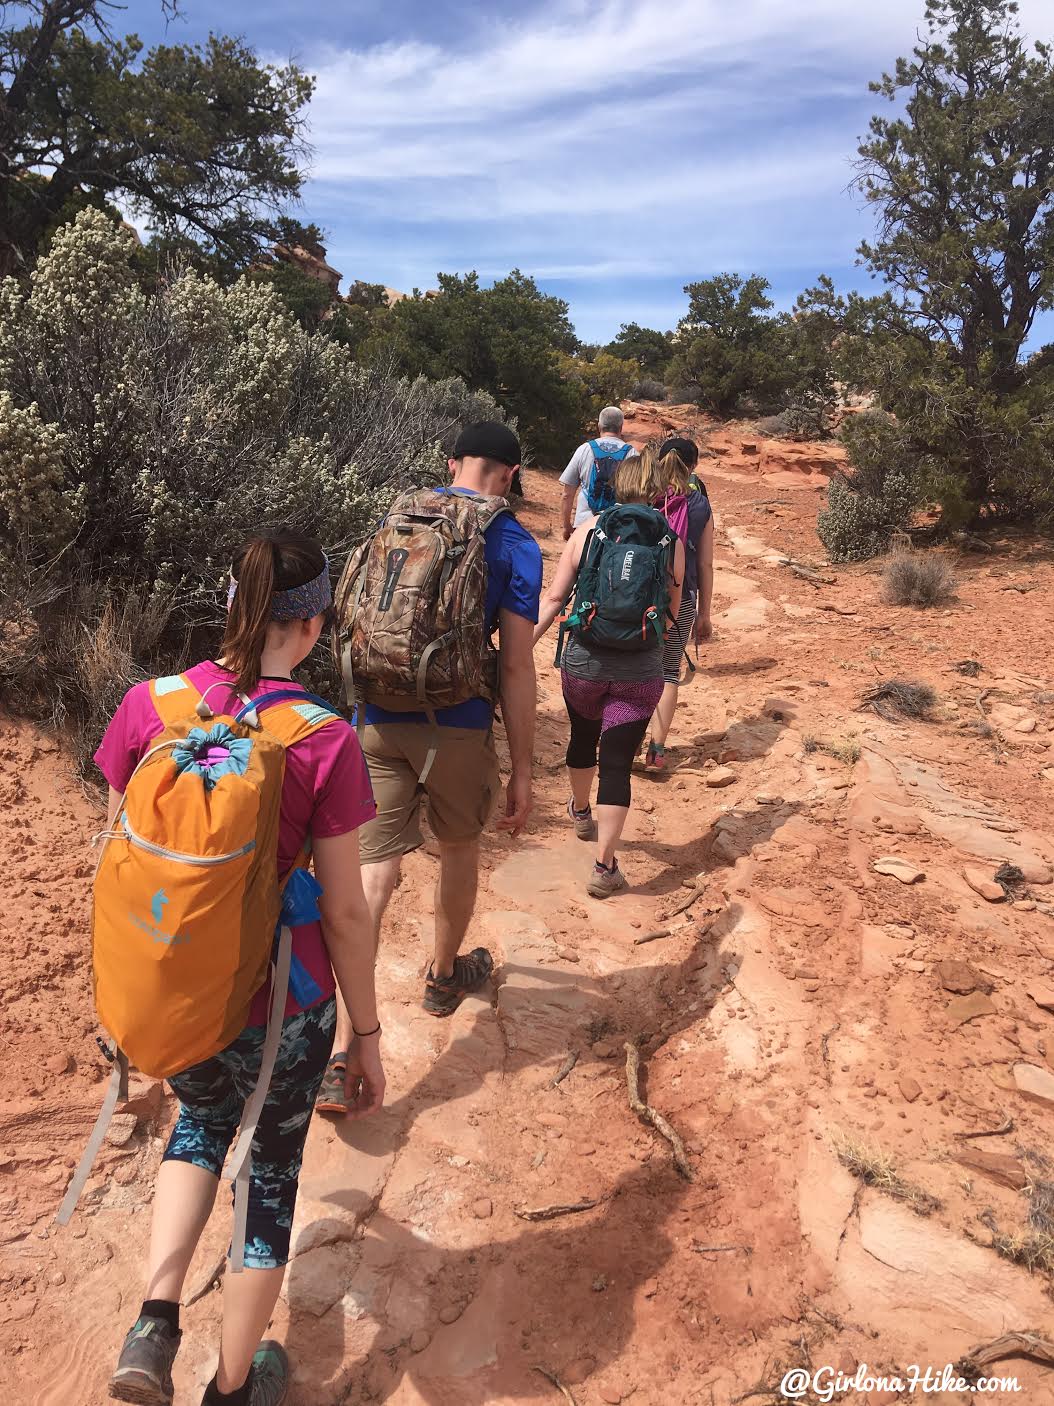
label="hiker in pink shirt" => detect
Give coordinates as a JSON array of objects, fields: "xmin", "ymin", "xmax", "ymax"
[{"xmin": 96, "ymin": 527, "xmax": 382, "ymax": 1406}]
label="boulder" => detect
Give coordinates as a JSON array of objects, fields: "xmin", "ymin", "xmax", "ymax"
[
  {"xmin": 963, "ymin": 867, "xmax": 1004, "ymax": 902},
  {"xmin": 873, "ymin": 857, "xmax": 925, "ymax": 884},
  {"xmin": 937, "ymin": 960, "xmax": 985, "ymax": 995},
  {"xmin": 1013, "ymin": 1062, "xmax": 1054, "ymax": 1104},
  {"xmin": 951, "ymin": 1147, "xmax": 1028, "ymax": 1191}
]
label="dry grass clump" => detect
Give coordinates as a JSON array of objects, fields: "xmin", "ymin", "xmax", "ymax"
[
  {"xmin": 803, "ymin": 734, "xmax": 861, "ymax": 765},
  {"xmin": 991, "ymin": 1229, "xmax": 1054, "ymax": 1276},
  {"xmin": 860, "ymin": 678, "xmax": 937, "ymax": 721},
  {"xmin": 834, "ymin": 1135, "xmax": 941, "ymax": 1216},
  {"xmin": 1028, "ymin": 1177, "xmax": 1054, "ymax": 1236},
  {"xmin": 995, "ymin": 862, "xmax": 1027, "ymax": 899},
  {"xmin": 882, "ymin": 549, "xmax": 958, "ymax": 608}
]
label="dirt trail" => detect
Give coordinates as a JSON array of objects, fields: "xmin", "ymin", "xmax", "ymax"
[{"xmin": 4, "ymin": 405, "xmax": 1054, "ymax": 1403}]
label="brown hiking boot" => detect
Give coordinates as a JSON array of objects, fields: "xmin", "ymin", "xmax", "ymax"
[{"xmin": 423, "ymin": 948, "xmax": 494, "ymax": 1016}]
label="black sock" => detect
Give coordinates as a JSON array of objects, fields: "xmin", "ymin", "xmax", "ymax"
[
  {"xmin": 140, "ymin": 1299, "xmax": 179, "ymax": 1334},
  {"xmin": 203, "ymin": 1371, "xmax": 253, "ymax": 1406}
]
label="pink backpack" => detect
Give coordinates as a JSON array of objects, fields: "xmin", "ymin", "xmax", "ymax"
[{"xmin": 655, "ymin": 490, "xmax": 690, "ymax": 543}]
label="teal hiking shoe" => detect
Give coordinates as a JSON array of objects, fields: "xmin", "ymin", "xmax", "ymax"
[
  {"xmin": 247, "ymin": 1341, "xmax": 290, "ymax": 1406},
  {"xmin": 200, "ymin": 1343, "xmax": 290, "ymax": 1406},
  {"xmin": 109, "ymin": 1314, "xmax": 181, "ymax": 1404}
]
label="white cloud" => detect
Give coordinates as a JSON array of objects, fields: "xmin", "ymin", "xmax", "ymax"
[{"xmin": 286, "ymin": 0, "xmax": 1053, "ymax": 334}]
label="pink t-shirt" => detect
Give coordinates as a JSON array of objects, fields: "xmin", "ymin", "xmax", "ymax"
[{"xmin": 94, "ymin": 660, "xmax": 376, "ymax": 1025}]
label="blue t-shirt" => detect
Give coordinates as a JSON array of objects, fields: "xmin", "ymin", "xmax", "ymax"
[{"xmin": 363, "ymin": 488, "xmax": 543, "ymax": 729}]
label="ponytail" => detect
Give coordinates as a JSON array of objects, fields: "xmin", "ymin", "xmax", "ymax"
[
  {"xmin": 220, "ymin": 527, "xmax": 326, "ymax": 695},
  {"xmin": 222, "ymin": 539, "xmax": 277, "ymax": 695},
  {"xmin": 658, "ymin": 449, "xmax": 691, "ymax": 495}
]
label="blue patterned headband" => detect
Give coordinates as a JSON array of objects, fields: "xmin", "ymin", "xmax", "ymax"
[{"xmin": 227, "ymin": 557, "xmax": 332, "ymax": 622}]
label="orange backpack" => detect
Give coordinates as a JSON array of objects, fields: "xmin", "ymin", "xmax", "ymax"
[{"xmin": 57, "ymin": 673, "xmax": 341, "ymax": 1269}]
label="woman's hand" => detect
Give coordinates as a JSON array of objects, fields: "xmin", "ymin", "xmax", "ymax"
[
  {"xmin": 344, "ymin": 1032, "xmax": 385, "ymax": 1118},
  {"xmin": 695, "ymin": 614, "xmax": 713, "ymax": 644}
]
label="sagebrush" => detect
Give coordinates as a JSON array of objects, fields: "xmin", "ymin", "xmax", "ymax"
[
  {"xmin": 0, "ymin": 209, "xmax": 506, "ymax": 774},
  {"xmin": 882, "ymin": 550, "xmax": 957, "ymax": 607},
  {"xmin": 817, "ymin": 411, "xmax": 920, "ymax": 560}
]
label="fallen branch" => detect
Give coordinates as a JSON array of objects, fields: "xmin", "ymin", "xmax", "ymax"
[
  {"xmin": 958, "ymin": 1331, "xmax": 1054, "ymax": 1372},
  {"xmin": 549, "ymin": 1051, "xmax": 578, "ymax": 1089},
  {"xmin": 956, "ymin": 1114, "xmax": 1014, "ymax": 1140},
  {"xmin": 691, "ymin": 1242, "xmax": 751, "ymax": 1255},
  {"xmin": 662, "ymin": 888, "xmax": 702, "ymax": 921},
  {"xmin": 533, "ymin": 1365, "xmax": 579, "ymax": 1405},
  {"xmin": 779, "ymin": 558, "xmax": 835, "ymax": 588},
  {"xmin": 182, "ymin": 1253, "xmax": 226, "ymax": 1307},
  {"xmin": 820, "ymin": 1022, "xmax": 840, "ymax": 1084},
  {"xmin": 624, "ymin": 1042, "xmax": 693, "ymax": 1181},
  {"xmin": 633, "ymin": 928, "xmax": 672, "ymax": 946},
  {"xmin": 515, "ymin": 1198, "xmax": 601, "ymax": 1223}
]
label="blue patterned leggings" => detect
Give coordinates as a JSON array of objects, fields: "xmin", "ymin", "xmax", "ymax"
[{"xmin": 163, "ymin": 996, "xmax": 336, "ymax": 1270}]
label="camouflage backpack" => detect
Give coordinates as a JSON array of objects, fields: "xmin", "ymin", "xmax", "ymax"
[{"xmin": 333, "ymin": 488, "xmax": 509, "ymax": 773}]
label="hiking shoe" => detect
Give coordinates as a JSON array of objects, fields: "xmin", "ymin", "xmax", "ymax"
[
  {"xmin": 200, "ymin": 1343, "xmax": 290, "ymax": 1406},
  {"xmin": 567, "ymin": 796, "xmax": 597, "ymax": 841},
  {"xmin": 315, "ymin": 1052, "xmax": 348, "ymax": 1115},
  {"xmin": 587, "ymin": 860, "xmax": 627, "ymax": 899},
  {"xmin": 423, "ymin": 948, "xmax": 494, "ymax": 1016},
  {"xmin": 109, "ymin": 1315, "xmax": 181, "ymax": 1404},
  {"xmin": 644, "ymin": 742, "xmax": 666, "ymax": 771},
  {"xmin": 247, "ymin": 1341, "xmax": 290, "ymax": 1406}
]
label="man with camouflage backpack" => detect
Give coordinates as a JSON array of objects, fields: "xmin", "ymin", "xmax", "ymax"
[{"xmin": 321, "ymin": 423, "xmax": 541, "ymax": 1107}]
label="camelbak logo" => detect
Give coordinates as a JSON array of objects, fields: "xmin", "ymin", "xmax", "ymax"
[
  {"xmin": 620, "ymin": 550, "xmax": 635, "ymax": 581},
  {"xmin": 379, "ymin": 548, "xmax": 410, "ymax": 611}
]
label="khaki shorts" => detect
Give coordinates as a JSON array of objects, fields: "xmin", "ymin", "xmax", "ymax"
[{"xmin": 358, "ymin": 723, "xmax": 501, "ymax": 863}]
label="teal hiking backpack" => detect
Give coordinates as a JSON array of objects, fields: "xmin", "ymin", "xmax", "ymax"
[
  {"xmin": 583, "ymin": 439, "xmax": 634, "ymax": 514},
  {"xmin": 556, "ymin": 504, "xmax": 674, "ymax": 661}
]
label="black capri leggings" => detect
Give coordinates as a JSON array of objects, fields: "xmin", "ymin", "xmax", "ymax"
[{"xmin": 561, "ymin": 673, "xmax": 665, "ymax": 807}]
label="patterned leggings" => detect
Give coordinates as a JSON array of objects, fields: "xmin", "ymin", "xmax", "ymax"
[
  {"xmin": 163, "ymin": 996, "xmax": 335, "ymax": 1270},
  {"xmin": 561, "ymin": 672, "xmax": 664, "ymax": 807}
]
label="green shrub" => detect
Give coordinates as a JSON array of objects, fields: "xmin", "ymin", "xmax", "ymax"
[
  {"xmin": 630, "ymin": 379, "xmax": 668, "ymax": 402},
  {"xmin": 816, "ymin": 411, "xmax": 921, "ymax": 560},
  {"xmin": 755, "ymin": 403, "xmax": 833, "ymax": 441},
  {"xmin": 0, "ymin": 209, "xmax": 505, "ymax": 774}
]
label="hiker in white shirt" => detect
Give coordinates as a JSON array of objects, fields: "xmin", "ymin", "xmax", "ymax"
[{"xmin": 559, "ymin": 405, "xmax": 638, "ymax": 538}]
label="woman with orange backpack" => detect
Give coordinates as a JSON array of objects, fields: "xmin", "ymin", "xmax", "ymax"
[
  {"xmin": 644, "ymin": 438, "xmax": 714, "ymax": 771},
  {"xmin": 92, "ymin": 529, "xmax": 383, "ymax": 1406}
]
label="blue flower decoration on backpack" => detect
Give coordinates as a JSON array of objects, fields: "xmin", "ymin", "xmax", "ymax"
[{"xmin": 172, "ymin": 724, "xmax": 252, "ymax": 791}]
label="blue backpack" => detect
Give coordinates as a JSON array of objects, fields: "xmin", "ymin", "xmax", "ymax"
[{"xmin": 584, "ymin": 439, "xmax": 634, "ymax": 514}]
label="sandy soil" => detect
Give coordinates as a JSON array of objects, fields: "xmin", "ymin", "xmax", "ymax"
[{"xmin": 3, "ymin": 403, "xmax": 1054, "ymax": 1404}]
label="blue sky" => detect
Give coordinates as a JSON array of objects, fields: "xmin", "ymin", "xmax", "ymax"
[{"xmin": 129, "ymin": 0, "xmax": 1052, "ymax": 346}]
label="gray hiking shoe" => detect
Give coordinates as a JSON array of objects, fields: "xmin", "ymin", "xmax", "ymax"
[
  {"xmin": 587, "ymin": 859, "xmax": 627, "ymax": 899},
  {"xmin": 567, "ymin": 796, "xmax": 597, "ymax": 841},
  {"xmin": 109, "ymin": 1315, "xmax": 181, "ymax": 1404}
]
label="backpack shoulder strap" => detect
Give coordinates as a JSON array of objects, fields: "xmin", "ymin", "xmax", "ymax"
[
  {"xmin": 588, "ymin": 439, "xmax": 602, "ymax": 457},
  {"xmin": 462, "ymin": 492, "xmax": 510, "ymax": 535},
  {"xmin": 55, "ymin": 1045, "xmax": 129, "ymax": 1228},
  {"xmin": 239, "ymin": 691, "xmax": 344, "ymax": 749},
  {"xmin": 149, "ymin": 673, "xmax": 203, "ymax": 728}
]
